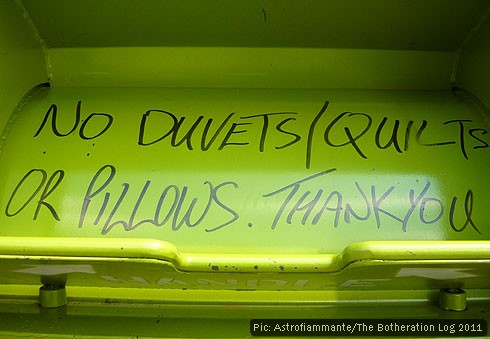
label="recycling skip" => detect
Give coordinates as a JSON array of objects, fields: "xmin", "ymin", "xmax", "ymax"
[{"xmin": 0, "ymin": 87, "xmax": 488, "ymax": 254}]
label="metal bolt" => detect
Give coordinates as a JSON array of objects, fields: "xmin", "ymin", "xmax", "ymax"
[
  {"xmin": 439, "ymin": 288, "xmax": 466, "ymax": 311},
  {"xmin": 39, "ymin": 285, "xmax": 67, "ymax": 308}
]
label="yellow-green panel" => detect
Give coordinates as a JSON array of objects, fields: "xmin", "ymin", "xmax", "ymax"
[
  {"xmin": 1, "ymin": 1, "xmax": 490, "ymax": 338},
  {"xmin": 20, "ymin": 0, "xmax": 488, "ymax": 51},
  {"xmin": 0, "ymin": 0, "xmax": 47, "ymax": 133},
  {"xmin": 2, "ymin": 253, "xmax": 490, "ymax": 291},
  {"xmin": 47, "ymin": 47, "xmax": 455, "ymax": 90},
  {"xmin": 457, "ymin": 6, "xmax": 490, "ymax": 108},
  {"xmin": 0, "ymin": 292, "xmax": 488, "ymax": 338},
  {"xmin": 0, "ymin": 87, "xmax": 488, "ymax": 256}
]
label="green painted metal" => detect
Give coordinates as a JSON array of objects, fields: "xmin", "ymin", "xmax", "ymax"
[
  {"xmin": 0, "ymin": 87, "xmax": 488, "ymax": 255},
  {"xmin": 38, "ymin": 285, "xmax": 67, "ymax": 308},
  {"xmin": 1, "ymin": 0, "xmax": 490, "ymax": 337},
  {"xmin": 456, "ymin": 6, "xmax": 490, "ymax": 108},
  {"xmin": 0, "ymin": 292, "xmax": 488, "ymax": 338},
  {"xmin": 18, "ymin": 0, "xmax": 489, "ymax": 50},
  {"xmin": 2, "ymin": 251, "xmax": 490, "ymax": 291},
  {"xmin": 0, "ymin": 0, "xmax": 47, "ymax": 133},
  {"xmin": 439, "ymin": 288, "xmax": 467, "ymax": 311},
  {"xmin": 18, "ymin": 0, "xmax": 488, "ymax": 91},
  {"xmin": 2, "ymin": 238, "xmax": 490, "ymax": 274},
  {"xmin": 47, "ymin": 47, "xmax": 456, "ymax": 90}
]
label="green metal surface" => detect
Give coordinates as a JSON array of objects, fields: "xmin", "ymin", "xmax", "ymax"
[
  {"xmin": 2, "ymin": 247, "xmax": 490, "ymax": 291},
  {"xmin": 38, "ymin": 285, "xmax": 67, "ymax": 308},
  {"xmin": 0, "ymin": 87, "xmax": 488, "ymax": 255},
  {"xmin": 1, "ymin": 1, "xmax": 490, "ymax": 338},
  {"xmin": 2, "ymin": 238, "xmax": 490, "ymax": 273},
  {"xmin": 20, "ymin": 0, "xmax": 488, "ymax": 90},
  {"xmin": 0, "ymin": 291, "xmax": 488, "ymax": 338},
  {"xmin": 19, "ymin": 0, "xmax": 488, "ymax": 50},
  {"xmin": 0, "ymin": 0, "xmax": 47, "ymax": 133},
  {"xmin": 457, "ymin": 6, "xmax": 490, "ymax": 108},
  {"xmin": 47, "ymin": 47, "xmax": 455, "ymax": 90},
  {"xmin": 439, "ymin": 288, "xmax": 467, "ymax": 311},
  {"xmin": 1, "ymin": 238, "xmax": 490, "ymax": 290}
]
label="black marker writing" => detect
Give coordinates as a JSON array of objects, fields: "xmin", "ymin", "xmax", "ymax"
[
  {"xmin": 375, "ymin": 117, "xmax": 402, "ymax": 153},
  {"xmin": 6, "ymin": 169, "xmax": 64, "ymax": 221},
  {"xmin": 324, "ymin": 111, "xmax": 372, "ymax": 159},
  {"xmin": 263, "ymin": 170, "xmax": 480, "ymax": 234},
  {"xmin": 469, "ymin": 128, "xmax": 489, "ymax": 149},
  {"xmin": 305, "ymin": 101, "xmax": 329, "ymax": 169},
  {"xmin": 444, "ymin": 120, "xmax": 490, "ymax": 159},
  {"xmin": 79, "ymin": 164, "xmax": 240, "ymax": 234},
  {"xmin": 35, "ymin": 101, "xmax": 488, "ymax": 168},
  {"xmin": 34, "ymin": 100, "xmax": 113, "ymax": 139},
  {"xmin": 138, "ymin": 109, "xmax": 301, "ymax": 152},
  {"xmin": 449, "ymin": 190, "xmax": 479, "ymax": 234},
  {"xmin": 240, "ymin": 112, "xmax": 301, "ymax": 152},
  {"xmin": 263, "ymin": 168, "xmax": 337, "ymax": 229}
]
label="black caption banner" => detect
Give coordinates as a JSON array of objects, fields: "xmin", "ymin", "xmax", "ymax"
[{"xmin": 250, "ymin": 319, "xmax": 487, "ymax": 337}]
